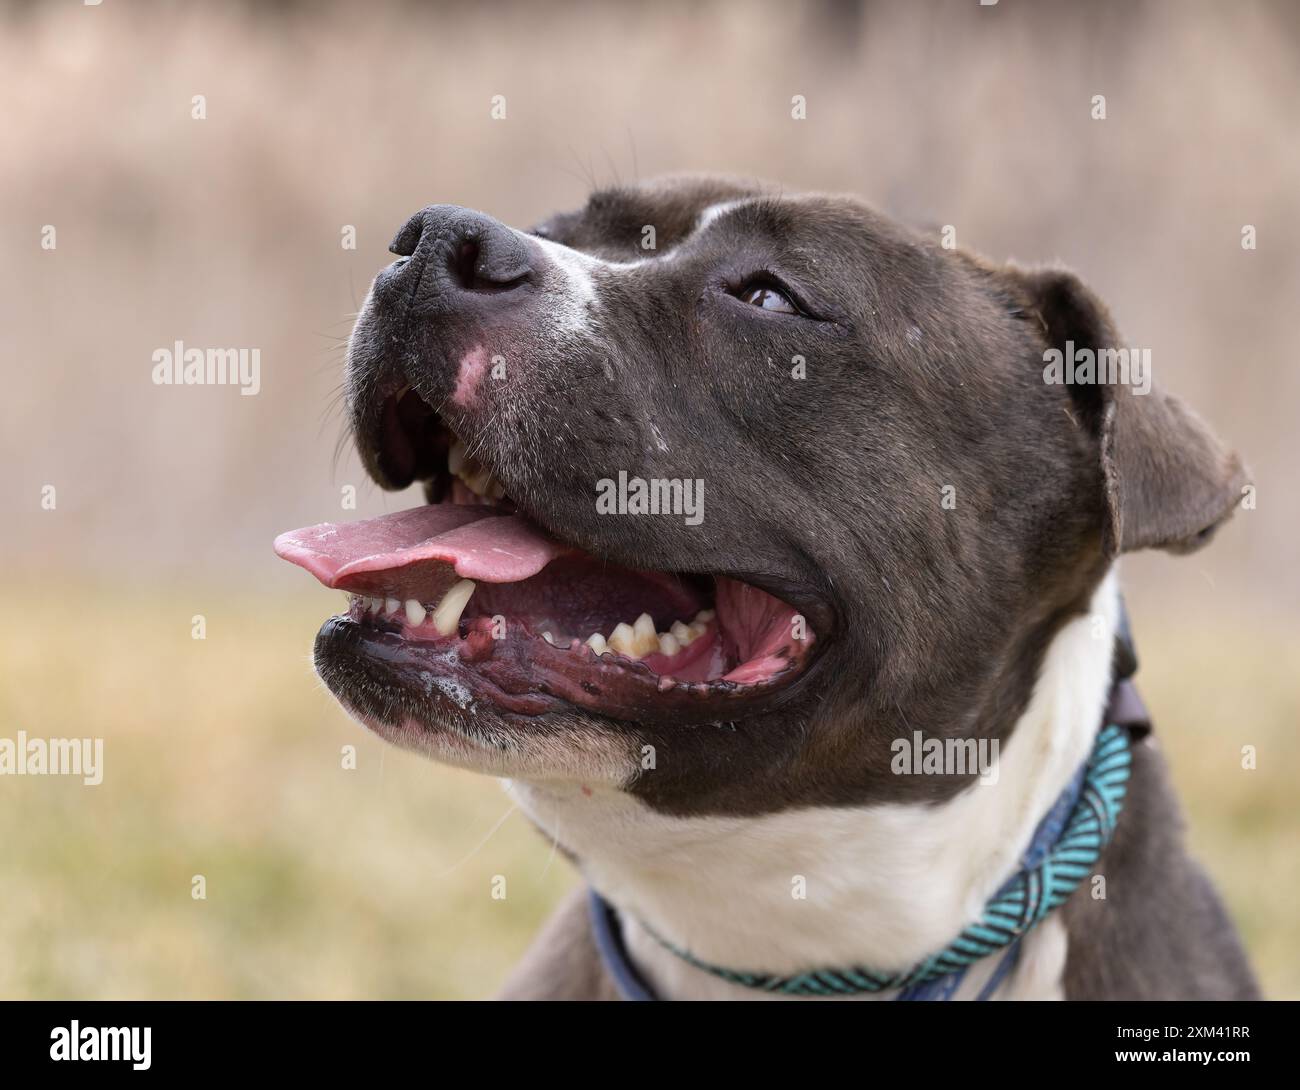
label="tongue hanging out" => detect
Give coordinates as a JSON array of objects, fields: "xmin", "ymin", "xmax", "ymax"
[
  {"xmin": 275, "ymin": 500, "xmax": 814, "ymax": 700},
  {"xmin": 274, "ymin": 504, "xmax": 568, "ymax": 602}
]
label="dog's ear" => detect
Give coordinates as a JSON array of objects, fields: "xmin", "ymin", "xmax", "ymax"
[{"xmin": 1009, "ymin": 266, "xmax": 1248, "ymax": 558}]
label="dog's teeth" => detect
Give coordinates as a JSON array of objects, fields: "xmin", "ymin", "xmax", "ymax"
[
  {"xmin": 431, "ymin": 579, "xmax": 476, "ymax": 636},
  {"xmin": 665, "ymin": 615, "xmax": 713, "ymax": 647},
  {"xmin": 366, "ymin": 598, "xmax": 382, "ymax": 613},
  {"xmin": 632, "ymin": 613, "xmax": 659, "ymax": 656},
  {"xmin": 541, "ymin": 630, "xmax": 559, "ymax": 646},
  {"xmin": 658, "ymin": 632, "xmax": 681, "ymax": 657},
  {"xmin": 607, "ymin": 622, "xmax": 638, "ymax": 658},
  {"xmin": 474, "ymin": 472, "xmax": 501, "ymax": 498},
  {"xmin": 404, "ymin": 599, "xmax": 426, "ymax": 626},
  {"xmin": 585, "ymin": 632, "xmax": 608, "ymax": 655},
  {"xmin": 608, "ymin": 616, "xmax": 675, "ymax": 659},
  {"xmin": 384, "ymin": 597, "xmax": 401, "ymax": 616},
  {"xmin": 455, "ymin": 459, "xmax": 491, "ymax": 496},
  {"xmin": 448, "ymin": 440, "xmax": 466, "ymax": 476},
  {"xmin": 449, "ymin": 443, "xmax": 506, "ymax": 499}
]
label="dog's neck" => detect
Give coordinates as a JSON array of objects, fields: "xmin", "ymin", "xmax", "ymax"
[{"xmin": 507, "ymin": 570, "xmax": 1120, "ymax": 1001}]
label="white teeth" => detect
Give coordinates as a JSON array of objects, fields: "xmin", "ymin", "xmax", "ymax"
[
  {"xmin": 603, "ymin": 614, "xmax": 669, "ymax": 660},
  {"xmin": 447, "ymin": 440, "xmax": 505, "ymax": 499},
  {"xmin": 359, "ymin": 600, "xmax": 711, "ymax": 655},
  {"xmin": 629, "ymin": 611, "xmax": 655, "ymax": 645},
  {"xmin": 607, "ymin": 622, "xmax": 638, "ymax": 657},
  {"xmin": 448, "ymin": 439, "xmax": 466, "ymax": 477},
  {"xmin": 632, "ymin": 613, "xmax": 659, "ymax": 657},
  {"xmin": 660, "ymin": 614, "xmax": 715, "ymax": 648},
  {"xmin": 585, "ymin": 611, "xmax": 716, "ymax": 659},
  {"xmin": 432, "ymin": 579, "xmax": 476, "ymax": 636},
  {"xmin": 463, "ymin": 468, "xmax": 502, "ymax": 498}
]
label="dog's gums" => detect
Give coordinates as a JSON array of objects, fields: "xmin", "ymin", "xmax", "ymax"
[{"xmin": 275, "ymin": 398, "xmax": 816, "ymax": 724}]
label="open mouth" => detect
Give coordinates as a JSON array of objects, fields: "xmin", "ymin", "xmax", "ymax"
[{"xmin": 274, "ymin": 387, "xmax": 818, "ymax": 725}]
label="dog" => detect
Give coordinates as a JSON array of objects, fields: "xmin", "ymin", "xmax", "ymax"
[{"xmin": 276, "ymin": 174, "xmax": 1259, "ymax": 1000}]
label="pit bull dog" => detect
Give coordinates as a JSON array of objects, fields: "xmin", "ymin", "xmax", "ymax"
[{"xmin": 275, "ymin": 175, "xmax": 1258, "ymax": 1000}]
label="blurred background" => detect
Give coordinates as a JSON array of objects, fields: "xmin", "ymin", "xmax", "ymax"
[{"xmin": 1, "ymin": 0, "xmax": 1296, "ymax": 999}]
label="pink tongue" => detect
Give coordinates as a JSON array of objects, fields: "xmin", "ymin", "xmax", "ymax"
[{"xmin": 274, "ymin": 505, "xmax": 569, "ymax": 599}]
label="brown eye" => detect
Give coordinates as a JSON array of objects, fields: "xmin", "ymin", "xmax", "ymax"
[{"xmin": 738, "ymin": 283, "xmax": 798, "ymax": 314}]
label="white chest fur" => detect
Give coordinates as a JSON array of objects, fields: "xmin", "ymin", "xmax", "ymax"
[{"xmin": 507, "ymin": 570, "xmax": 1119, "ymax": 1000}]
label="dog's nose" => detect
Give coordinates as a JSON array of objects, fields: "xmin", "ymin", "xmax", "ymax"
[{"xmin": 380, "ymin": 205, "xmax": 533, "ymax": 313}]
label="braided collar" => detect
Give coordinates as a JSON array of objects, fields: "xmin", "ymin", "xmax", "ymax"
[{"xmin": 589, "ymin": 720, "xmax": 1135, "ymax": 1001}]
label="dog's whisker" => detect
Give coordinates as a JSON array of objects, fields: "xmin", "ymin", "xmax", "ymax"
[
  {"xmin": 537, "ymin": 810, "xmax": 560, "ymax": 882},
  {"xmin": 434, "ymin": 804, "xmax": 520, "ymax": 879}
]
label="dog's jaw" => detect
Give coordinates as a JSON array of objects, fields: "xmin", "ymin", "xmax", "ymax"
[{"xmin": 506, "ymin": 569, "xmax": 1121, "ymax": 1000}]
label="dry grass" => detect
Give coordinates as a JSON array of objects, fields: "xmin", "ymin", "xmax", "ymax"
[
  {"xmin": 0, "ymin": 582, "xmax": 575, "ymax": 999},
  {"xmin": 1121, "ymin": 602, "xmax": 1300, "ymax": 1000}
]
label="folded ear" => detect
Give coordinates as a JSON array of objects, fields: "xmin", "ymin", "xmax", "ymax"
[{"xmin": 1010, "ymin": 266, "xmax": 1249, "ymax": 557}]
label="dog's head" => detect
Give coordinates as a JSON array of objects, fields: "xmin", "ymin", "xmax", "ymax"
[{"xmin": 276, "ymin": 175, "xmax": 1246, "ymax": 815}]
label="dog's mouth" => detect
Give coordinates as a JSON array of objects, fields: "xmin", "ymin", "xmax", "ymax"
[{"xmin": 275, "ymin": 388, "xmax": 818, "ymax": 725}]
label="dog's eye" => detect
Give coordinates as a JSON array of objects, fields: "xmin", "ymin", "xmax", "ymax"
[{"xmin": 736, "ymin": 281, "xmax": 799, "ymax": 314}]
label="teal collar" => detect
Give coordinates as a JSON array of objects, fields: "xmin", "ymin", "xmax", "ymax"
[{"xmin": 590, "ymin": 721, "xmax": 1135, "ymax": 1001}]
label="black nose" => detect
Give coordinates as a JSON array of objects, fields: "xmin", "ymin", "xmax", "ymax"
[{"xmin": 379, "ymin": 205, "xmax": 533, "ymax": 313}]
